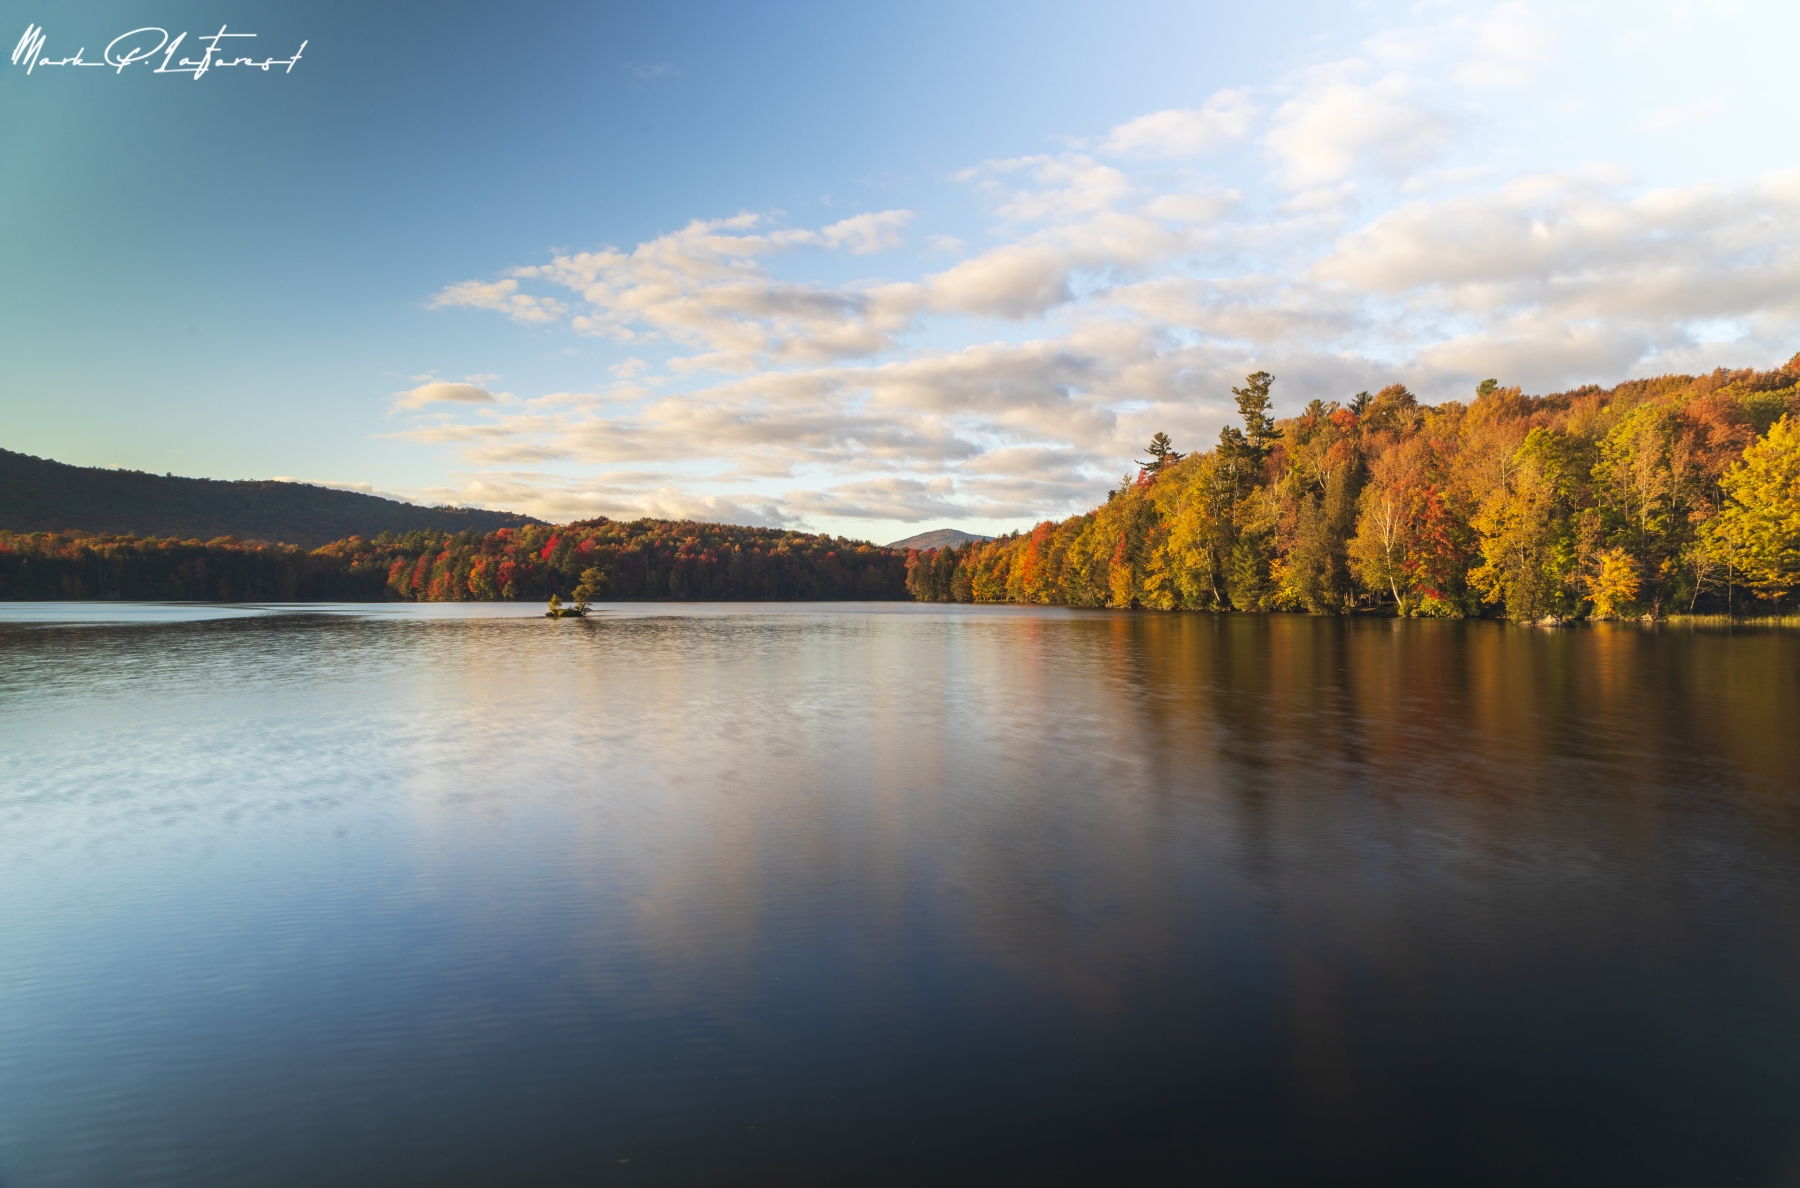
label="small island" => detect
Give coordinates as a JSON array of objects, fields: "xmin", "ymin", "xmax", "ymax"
[{"xmin": 544, "ymin": 593, "xmax": 588, "ymax": 618}]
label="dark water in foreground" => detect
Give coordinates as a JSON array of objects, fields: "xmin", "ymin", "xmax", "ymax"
[{"xmin": 1, "ymin": 604, "xmax": 1798, "ymax": 1187}]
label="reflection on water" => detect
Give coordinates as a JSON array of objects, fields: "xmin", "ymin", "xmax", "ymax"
[{"xmin": 1, "ymin": 604, "xmax": 1797, "ymax": 1187}]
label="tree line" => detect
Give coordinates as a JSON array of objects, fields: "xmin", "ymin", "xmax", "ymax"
[
  {"xmin": 905, "ymin": 358, "xmax": 1800, "ymax": 621},
  {"xmin": 0, "ymin": 519, "xmax": 910, "ymax": 602}
]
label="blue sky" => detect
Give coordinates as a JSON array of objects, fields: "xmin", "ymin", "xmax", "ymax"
[{"xmin": 4, "ymin": 0, "xmax": 1798, "ymax": 542}]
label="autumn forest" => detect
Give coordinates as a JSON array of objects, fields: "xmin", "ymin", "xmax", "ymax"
[
  {"xmin": 0, "ymin": 520, "xmax": 910, "ymax": 603},
  {"xmin": 908, "ymin": 358, "xmax": 1800, "ymax": 621}
]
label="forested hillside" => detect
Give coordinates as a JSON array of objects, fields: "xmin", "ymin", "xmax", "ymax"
[
  {"xmin": 0, "ymin": 449, "xmax": 537, "ymax": 546},
  {"xmin": 905, "ymin": 359, "xmax": 1800, "ymax": 621},
  {"xmin": 0, "ymin": 519, "xmax": 909, "ymax": 602}
]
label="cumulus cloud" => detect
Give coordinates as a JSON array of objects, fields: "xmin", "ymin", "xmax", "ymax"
[
  {"xmin": 1099, "ymin": 90, "xmax": 1257, "ymax": 158},
  {"xmin": 428, "ymin": 279, "xmax": 565, "ymax": 325},
  {"xmin": 1142, "ymin": 190, "xmax": 1238, "ymax": 223},
  {"xmin": 1267, "ymin": 71, "xmax": 1452, "ymax": 188},
  {"xmin": 429, "ymin": 212, "xmax": 921, "ymax": 369},
  {"xmin": 920, "ymin": 159, "xmax": 1196, "ymax": 320},
  {"xmin": 412, "ymin": 470, "xmax": 795, "ymax": 528},
  {"xmin": 971, "ymin": 155, "xmax": 1134, "ymax": 223},
  {"xmin": 813, "ymin": 210, "xmax": 913, "ymax": 254},
  {"xmin": 1451, "ymin": 4, "xmax": 1556, "ymax": 88},
  {"xmin": 1316, "ymin": 172, "xmax": 1800, "ymax": 309},
  {"xmin": 927, "ymin": 244, "xmax": 1074, "ymax": 319},
  {"xmin": 779, "ymin": 477, "xmax": 965, "ymax": 523},
  {"xmin": 393, "ymin": 381, "xmax": 503, "ymax": 410},
  {"xmin": 1314, "ymin": 170, "xmax": 1800, "ymax": 381},
  {"xmin": 463, "ymin": 443, "xmax": 577, "ymax": 465}
]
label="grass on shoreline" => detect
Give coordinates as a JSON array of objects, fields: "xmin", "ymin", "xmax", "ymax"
[{"xmin": 1661, "ymin": 614, "xmax": 1800, "ymax": 627}]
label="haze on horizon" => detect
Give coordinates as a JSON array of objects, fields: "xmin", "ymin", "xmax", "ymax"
[{"xmin": 4, "ymin": 0, "xmax": 1797, "ymax": 544}]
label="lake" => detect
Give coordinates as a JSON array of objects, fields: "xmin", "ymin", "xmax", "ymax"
[{"xmin": 1, "ymin": 603, "xmax": 1798, "ymax": 1186}]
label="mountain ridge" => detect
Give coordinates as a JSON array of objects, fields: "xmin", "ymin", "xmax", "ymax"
[{"xmin": 0, "ymin": 449, "xmax": 538, "ymax": 548}]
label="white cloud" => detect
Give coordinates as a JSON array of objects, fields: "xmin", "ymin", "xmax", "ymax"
[
  {"xmin": 1142, "ymin": 190, "xmax": 1238, "ymax": 223},
  {"xmin": 972, "ymin": 155, "xmax": 1133, "ymax": 223},
  {"xmin": 1098, "ymin": 90, "xmax": 1257, "ymax": 158},
  {"xmin": 393, "ymin": 381, "xmax": 503, "ymax": 410},
  {"xmin": 927, "ymin": 244, "xmax": 1074, "ymax": 319},
  {"xmin": 432, "ymin": 212, "xmax": 923, "ymax": 368},
  {"xmin": 628, "ymin": 487, "xmax": 786, "ymax": 525},
  {"xmin": 921, "ymin": 160, "xmax": 1195, "ymax": 319},
  {"xmin": 779, "ymin": 477, "xmax": 964, "ymax": 523},
  {"xmin": 413, "ymin": 471, "xmax": 794, "ymax": 528},
  {"xmin": 1316, "ymin": 172, "xmax": 1800, "ymax": 311},
  {"xmin": 1313, "ymin": 171, "xmax": 1800, "ymax": 384},
  {"xmin": 428, "ymin": 279, "xmax": 565, "ymax": 325},
  {"xmin": 1266, "ymin": 71, "xmax": 1452, "ymax": 188},
  {"xmin": 463, "ymin": 443, "xmax": 577, "ymax": 465},
  {"xmin": 814, "ymin": 210, "xmax": 913, "ymax": 254},
  {"xmin": 1364, "ymin": 3, "xmax": 1556, "ymax": 89},
  {"xmin": 1452, "ymin": 4, "xmax": 1557, "ymax": 88}
]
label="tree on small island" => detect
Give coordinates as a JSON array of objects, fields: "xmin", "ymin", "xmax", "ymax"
[
  {"xmin": 573, "ymin": 566, "xmax": 605, "ymax": 607},
  {"xmin": 545, "ymin": 592, "xmax": 588, "ymax": 618}
]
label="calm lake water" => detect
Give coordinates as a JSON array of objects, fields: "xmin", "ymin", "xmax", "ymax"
[{"xmin": 1, "ymin": 603, "xmax": 1798, "ymax": 1186}]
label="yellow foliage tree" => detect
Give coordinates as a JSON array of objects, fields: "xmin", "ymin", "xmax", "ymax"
[
  {"xmin": 1707, "ymin": 415, "xmax": 1800, "ymax": 600},
  {"xmin": 1584, "ymin": 547, "xmax": 1640, "ymax": 618}
]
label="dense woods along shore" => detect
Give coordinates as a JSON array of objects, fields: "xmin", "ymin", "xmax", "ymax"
[
  {"xmin": 906, "ymin": 359, "xmax": 1800, "ymax": 622},
  {"xmin": 0, "ymin": 520, "xmax": 910, "ymax": 602}
]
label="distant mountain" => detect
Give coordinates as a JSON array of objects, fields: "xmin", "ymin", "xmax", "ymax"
[
  {"xmin": 886, "ymin": 528, "xmax": 994, "ymax": 551},
  {"xmin": 0, "ymin": 449, "xmax": 539, "ymax": 548}
]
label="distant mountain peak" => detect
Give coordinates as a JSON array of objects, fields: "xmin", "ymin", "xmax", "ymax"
[{"xmin": 885, "ymin": 528, "xmax": 994, "ymax": 551}]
